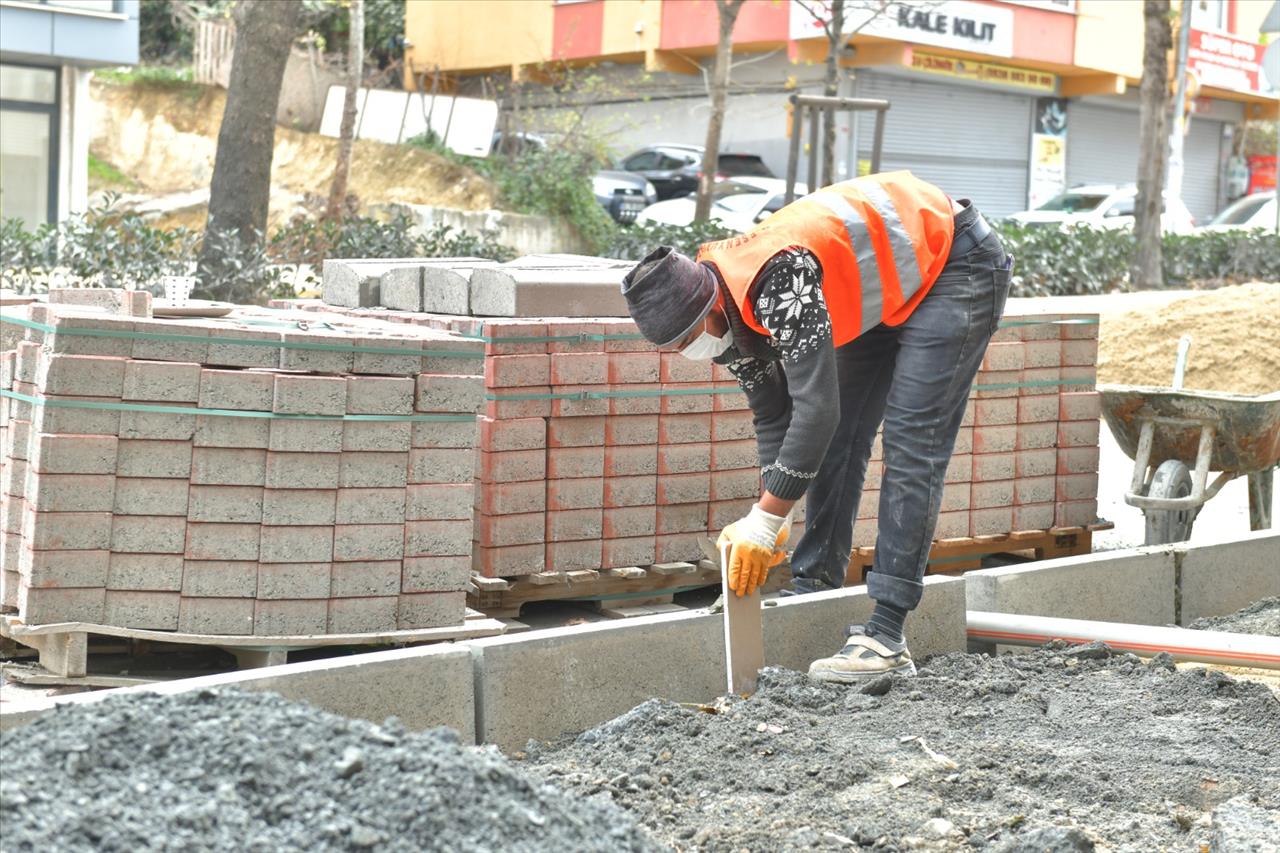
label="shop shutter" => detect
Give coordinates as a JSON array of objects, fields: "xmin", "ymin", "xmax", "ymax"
[
  {"xmin": 854, "ymin": 72, "xmax": 1033, "ymax": 217},
  {"xmin": 1066, "ymin": 101, "xmax": 1222, "ymax": 222},
  {"xmin": 1181, "ymin": 118, "xmax": 1223, "ymax": 223}
]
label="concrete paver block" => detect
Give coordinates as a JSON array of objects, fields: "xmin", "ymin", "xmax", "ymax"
[
  {"xmin": 107, "ymin": 554, "xmax": 183, "ymax": 591},
  {"xmin": 396, "ymin": 590, "xmax": 464, "ymax": 629},
  {"xmin": 205, "ymin": 327, "xmax": 282, "ymax": 370},
  {"xmin": 331, "ymin": 560, "xmax": 401, "ymax": 598},
  {"xmin": 123, "ymin": 360, "xmax": 201, "ymax": 403},
  {"xmin": 177, "ymin": 596, "xmax": 255, "ymax": 635},
  {"xmin": 30, "ymin": 433, "xmax": 117, "ymax": 475},
  {"xmin": 19, "ymin": 547, "xmax": 110, "ymax": 589},
  {"xmin": 111, "ymin": 516, "xmax": 187, "ymax": 555},
  {"xmin": 182, "ymin": 559, "xmax": 258, "ymax": 598},
  {"xmin": 104, "ymin": 590, "xmax": 180, "ymax": 630},
  {"xmin": 322, "ymin": 259, "xmax": 383, "ymax": 308},
  {"xmin": 262, "ymin": 488, "xmax": 337, "ymax": 526},
  {"xmin": 258, "ymin": 562, "xmax": 332, "ymax": 599}
]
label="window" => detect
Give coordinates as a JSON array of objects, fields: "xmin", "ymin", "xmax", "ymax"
[
  {"xmin": 1036, "ymin": 192, "xmax": 1108, "ymax": 213},
  {"xmin": 42, "ymin": 1, "xmax": 119, "ymax": 12},
  {"xmin": 624, "ymin": 151, "xmax": 660, "ymax": 171},
  {"xmin": 1189, "ymin": 0, "xmax": 1227, "ymax": 32},
  {"xmin": 0, "ymin": 64, "xmax": 59, "ymax": 227},
  {"xmin": 656, "ymin": 153, "xmax": 690, "ymax": 170}
]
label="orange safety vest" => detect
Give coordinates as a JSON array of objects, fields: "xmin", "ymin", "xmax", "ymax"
[{"xmin": 697, "ymin": 171, "xmax": 955, "ymax": 347}]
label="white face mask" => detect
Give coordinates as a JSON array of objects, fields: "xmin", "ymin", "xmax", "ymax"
[{"xmin": 680, "ymin": 325, "xmax": 733, "ymax": 361}]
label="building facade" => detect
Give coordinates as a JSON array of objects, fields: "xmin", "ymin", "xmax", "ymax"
[
  {"xmin": 0, "ymin": 0, "xmax": 139, "ymax": 227},
  {"xmin": 404, "ymin": 0, "xmax": 1278, "ymax": 221}
]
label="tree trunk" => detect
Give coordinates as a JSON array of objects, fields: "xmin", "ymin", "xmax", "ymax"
[
  {"xmin": 325, "ymin": 0, "xmax": 364, "ymax": 222},
  {"xmin": 694, "ymin": 0, "xmax": 745, "ymax": 222},
  {"xmin": 198, "ymin": 0, "xmax": 300, "ymax": 277},
  {"xmin": 821, "ymin": 0, "xmax": 845, "ymax": 186},
  {"xmin": 1133, "ymin": 0, "xmax": 1171, "ymax": 290}
]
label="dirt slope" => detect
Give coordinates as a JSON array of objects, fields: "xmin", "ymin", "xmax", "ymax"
[{"xmin": 88, "ymin": 80, "xmax": 497, "ymax": 228}]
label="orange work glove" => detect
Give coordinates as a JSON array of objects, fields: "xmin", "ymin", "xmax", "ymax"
[{"xmin": 716, "ymin": 504, "xmax": 791, "ymax": 597}]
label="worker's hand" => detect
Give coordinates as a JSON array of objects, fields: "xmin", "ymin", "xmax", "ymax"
[{"xmin": 716, "ymin": 504, "xmax": 790, "ymax": 597}]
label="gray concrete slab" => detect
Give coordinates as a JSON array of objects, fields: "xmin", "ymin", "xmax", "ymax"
[
  {"xmin": 763, "ymin": 575, "xmax": 965, "ymax": 673},
  {"xmin": 470, "ymin": 608, "xmax": 726, "ymax": 752},
  {"xmin": 1177, "ymin": 530, "xmax": 1280, "ymax": 626},
  {"xmin": 965, "ymin": 548, "xmax": 1177, "ymax": 626},
  {"xmin": 471, "ymin": 576, "xmax": 970, "ymax": 752},
  {"xmin": 0, "ymin": 644, "xmax": 475, "ymax": 739},
  {"xmin": 468, "ymin": 267, "xmax": 630, "ymax": 317}
]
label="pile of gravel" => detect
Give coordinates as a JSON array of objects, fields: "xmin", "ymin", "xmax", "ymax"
[
  {"xmin": 1190, "ymin": 597, "xmax": 1280, "ymax": 637},
  {"xmin": 527, "ymin": 644, "xmax": 1280, "ymax": 851},
  {"xmin": 0, "ymin": 688, "xmax": 658, "ymax": 852}
]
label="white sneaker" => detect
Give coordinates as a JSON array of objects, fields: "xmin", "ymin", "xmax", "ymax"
[{"xmin": 807, "ymin": 625, "xmax": 916, "ymax": 684}]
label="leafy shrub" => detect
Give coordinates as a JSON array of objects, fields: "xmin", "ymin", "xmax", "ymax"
[
  {"xmin": 993, "ymin": 222, "xmax": 1280, "ymax": 296},
  {"xmin": 602, "ymin": 219, "xmax": 736, "ymax": 261},
  {"xmin": 2, "ymin": 201, "xmax": 514, "ymax": 303},
  {"xmin": 1, "ymin": 196, "xmax": 196, "ymax": 293},
  {"xmin": 268, "ymin": 212, "xmax": 515, "ymax": 266}
]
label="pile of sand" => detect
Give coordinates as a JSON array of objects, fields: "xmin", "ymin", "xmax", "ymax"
[{"xmin": 1098, "ymin": 282, "xmax": 1280, "ymax": 394}]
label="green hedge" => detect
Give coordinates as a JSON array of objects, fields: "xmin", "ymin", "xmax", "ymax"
[
  {"xmin": 0, "ymin": 201, "xmax": 515, "ymax": 304},
  {"xmin": 995, "ymin": 223, "xmax": 1280, "ymax": 296},
  {"xmin": 603, "ymin": 219, "xmax": 1279, "ymax": 295}
]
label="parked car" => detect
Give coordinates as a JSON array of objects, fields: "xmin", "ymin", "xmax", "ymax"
[
  {"xmin": 636, "ymin": 179, "xmax": 808, "ymax": 233},
  {"xmin": 1202, "ymin": 191, "xmax": 1277, "ymax": 231},
  {"xmin": 617, "ymin": 144, "xmax": 776, "ymax": 200},
  {"xmin": 1007, "ymin": 184, "xmax": 1196, "ymax": 234},
  {"xmin": 592, "ymin": 170, "xmax": 658, "ymax": 224},
  {"xmin": 489, "ymin": 131, "xmax": 547, "ymax": 156}
]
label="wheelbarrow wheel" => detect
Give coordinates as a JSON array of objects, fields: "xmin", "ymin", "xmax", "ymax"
[{"xmin": 1144, "ymin": 459, "xmax": 1196, "ymax": 545}]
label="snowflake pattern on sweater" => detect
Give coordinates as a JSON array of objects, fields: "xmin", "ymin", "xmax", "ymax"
[{"xmin": 737, "ymin": 247, "xmax": 831, "ymax": 365}]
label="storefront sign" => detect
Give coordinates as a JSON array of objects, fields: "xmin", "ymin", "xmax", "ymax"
[
  {"xmin": 1001, "ymin": 0, "xmax": 1077, "ymax": 12},
  {"xmin": 1028, "ymin": 97, "xmax": 1067, "ymax": 209},
  {"xmin": 1187, "ymin": 28, "xmax": 1267, "ymax": 94},
  {"xmin": 791, "ymin": 1, "xmax": 1014, "ymax": 58},
  {"xmin": 910, "ymin": 51, "xmax": 1057, "ymax": 92}
]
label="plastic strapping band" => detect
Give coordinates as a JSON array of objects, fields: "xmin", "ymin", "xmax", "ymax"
[
  {"xmin": 972, "ymin": 376, "xmax": 1096, "ymax": 391},
  {"xmin": 484, "ymin": 375, "xmax": 1095, "ymax": 401},
  {"xmin": 0, "ymin": 389, "xmax": 475, "ymax": 423},
  {"xmin": 0, "ymin": 315, "xmax": 477, "ymax": 359}
]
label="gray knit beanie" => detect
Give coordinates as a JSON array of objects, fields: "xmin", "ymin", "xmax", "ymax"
[{"xmin": 621, "ymin": 247, "xmax": 718, "ymax": 348}]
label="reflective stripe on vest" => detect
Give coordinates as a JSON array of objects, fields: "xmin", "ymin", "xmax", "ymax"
[
  {"xmin": 806, "ymin": 190, "xmax": 884, "ymax": 337},
  {"xmin": 697, "ymin": 171, "xmax": 955, "ymax": 347}
]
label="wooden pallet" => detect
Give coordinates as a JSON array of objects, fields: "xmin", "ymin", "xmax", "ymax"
[
  {"xmin": 844, "ymin": 523, "xmax": 1114, "ymax": 583},
  {"xmin": 0, "ymin": 610, "xmax": 506, "ymax": 681},
  {"xmin": 468, "ymin": 560, "xmax": 795, "ymax": 619}
]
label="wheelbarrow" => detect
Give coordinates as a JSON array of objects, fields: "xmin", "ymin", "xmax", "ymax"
[{"xmin": 1099, "ymin": 339, "xmax": 1279, "ymax": 545}]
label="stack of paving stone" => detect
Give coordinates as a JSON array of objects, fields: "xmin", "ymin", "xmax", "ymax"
[
  {"xmin": 464, "ymin": 318, "xmax": 763, "ymax": 577},
  {"xmin": 283, "ymin": 288, "xmax": 1104, "ymax": 573},
  {"xmin": 321, "ymin": 255, "xmax": 634, "ymax": 318},
  {"xmin": 0, "ymin": 296, "xmax": 482, "ymax": 634}
]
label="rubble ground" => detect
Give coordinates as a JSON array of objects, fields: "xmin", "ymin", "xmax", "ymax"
[
  {"xmin": 1190, "ymin": 597, "xmax": 1280, "ymax": 637},
  {"xmin": 527, "ymin": 644, "xmax": 1280, "ymax": 851},
  {"xmin": 4, "ymin": 645, "xmax": 1277, "ymax": 851},
  {"xmin": 0, "ymin": 689, "xmax": 657, "ymax": 853}
]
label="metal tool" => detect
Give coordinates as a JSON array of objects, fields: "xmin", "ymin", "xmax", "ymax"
[{"xmin": 701, "ymin": 537, "xmax": 765, "ymax": 696}]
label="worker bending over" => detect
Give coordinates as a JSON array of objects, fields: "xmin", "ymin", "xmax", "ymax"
[{"xmin": 622, "ymin": 171, "xmax": 1011, "ymax": 684}]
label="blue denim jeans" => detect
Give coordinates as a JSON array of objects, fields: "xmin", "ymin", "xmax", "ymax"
[{"xmin": 789, "ymin": 203, "xmax": 1011, "ymax": 610}]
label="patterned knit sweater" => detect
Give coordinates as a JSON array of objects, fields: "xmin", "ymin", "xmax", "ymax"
[{"xmin": 713, "ymin": 247, "xmax": 838, "ymax": 501}]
